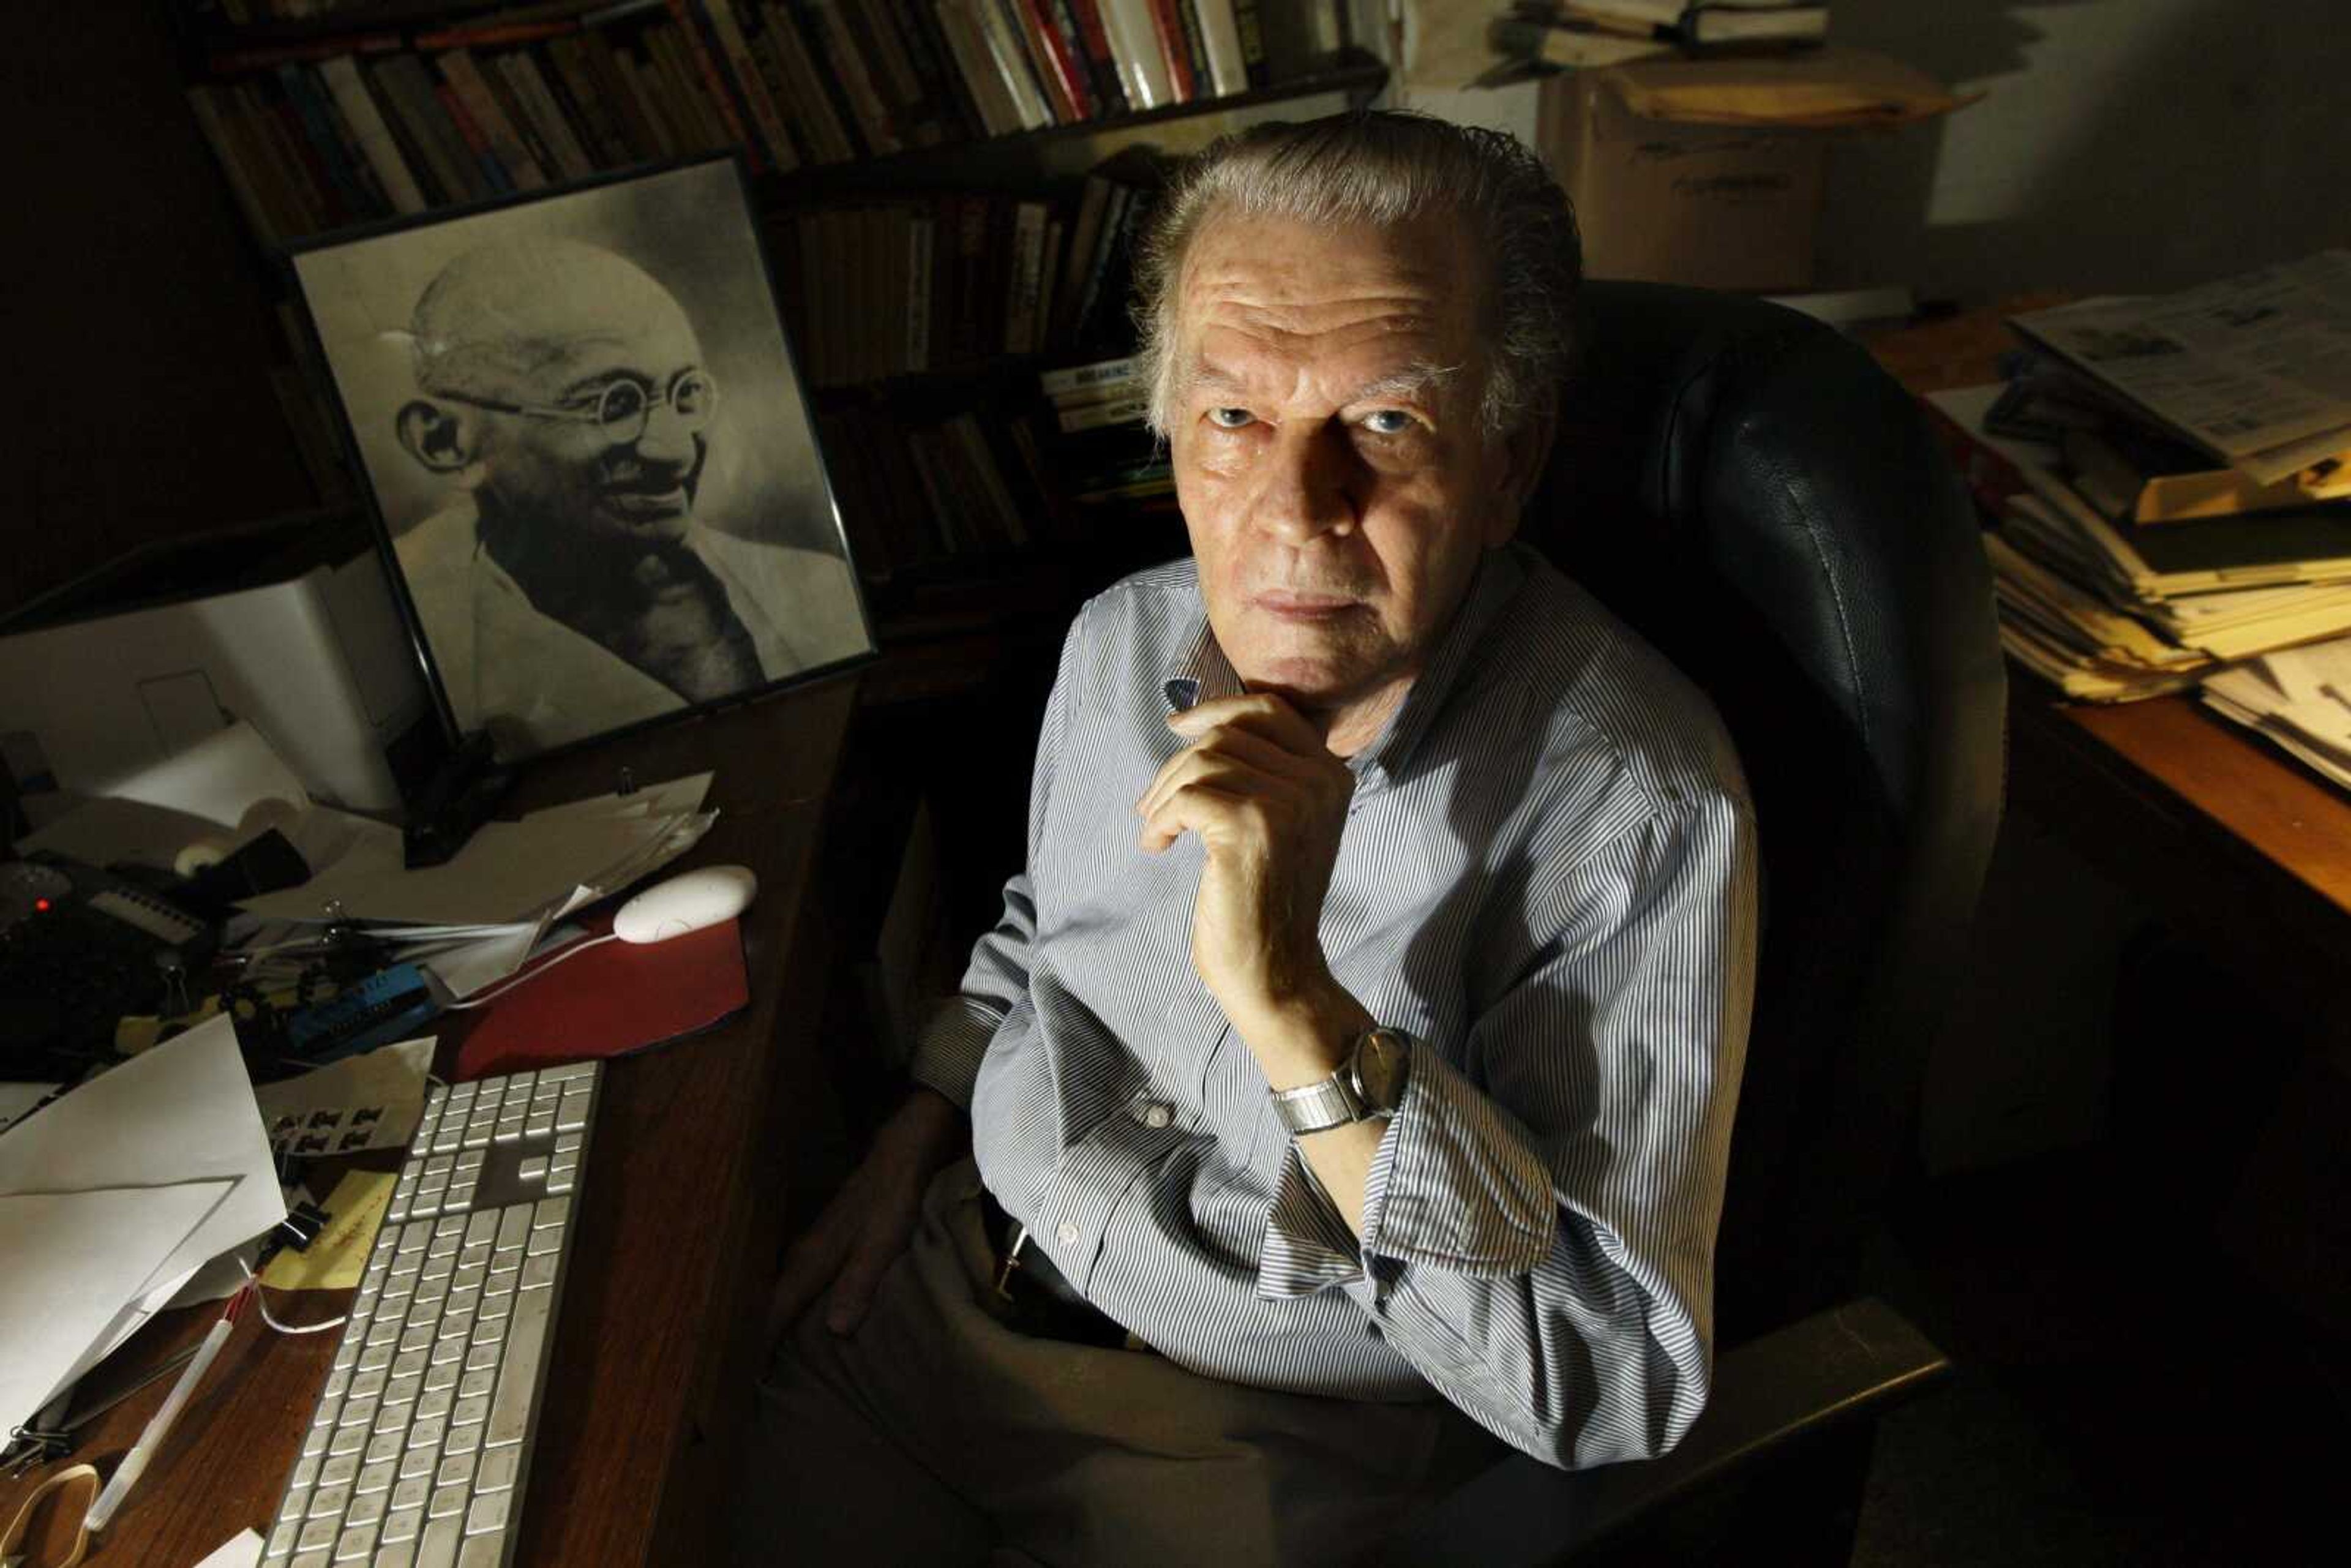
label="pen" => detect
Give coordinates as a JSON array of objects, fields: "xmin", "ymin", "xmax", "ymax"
[{"xmin": 81, "ymin": 1286, "xmax": 251, "ymax": 1536}]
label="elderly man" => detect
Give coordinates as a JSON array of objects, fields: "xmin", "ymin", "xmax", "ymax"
[
  {"xmin": 740, "ymin": 113, "xmax": 1757, "ymax": 1566},
  {"xmin": 392, "ymin": 239, "xmax": 866, "ymax": 755}
]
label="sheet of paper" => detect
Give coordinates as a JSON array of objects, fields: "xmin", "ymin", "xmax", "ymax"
[
  {"xmin": 419, "ymin": 920, "xmax": 549, "ymax": 999},
  {"xmin": 525, "ymin": 771, "xmax": 714, "ymax": 822},
  {"xmin": 0, "ymin": 1015, "xmax": 285, "ymax": 1307},
  {"xmin": 254, "ymin": 1038, "xmax": 434, "ymax": 1157},
  {"xmin": 0, "ymin": 1082, "xmax": 59, "ymax": 1134},
  {"xmin": 15, "ymin": 795, "xmax": 234, "ymax": 874},
  {"xmin": 236, "ymin": 809, "xmax": 713, "ymax": 926},
  {"xmin": 191, "ymin": 1527, "xmax": 264, "ymax": 1568},
  {"xmin": 261, "ymin": 1168, "xmax": 396, "ymax": 1292},
  {"xmin": 97, "ymin": 719, "xmax": 310, "ymax": 831},
  {"xmin": 0, "ymin": 1179, "xmax": 230, "ymax": 1441}
]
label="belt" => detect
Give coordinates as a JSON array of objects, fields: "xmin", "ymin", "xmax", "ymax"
[{"xmin": 980, "ymin": 1190, "xmax": 1130, "ymax": 1349}]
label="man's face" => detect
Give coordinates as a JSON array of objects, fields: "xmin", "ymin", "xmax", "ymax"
[
  {"xmin": 1168, "ymin": 212, "xmax": 1534, "ymax": 748},
  {"xmin": 467, "ymin": 296, "xmax": 709, "ymax": 549}
]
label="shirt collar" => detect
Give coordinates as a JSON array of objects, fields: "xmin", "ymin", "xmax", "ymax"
[{"xmin": 1160, "ymin": 546, "xmax": 1531, "ymax": 787}]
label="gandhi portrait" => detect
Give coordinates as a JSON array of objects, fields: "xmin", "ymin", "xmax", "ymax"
[{"xmin": 293, "ymin": 161, "xmax": 871, "ymax": 760}]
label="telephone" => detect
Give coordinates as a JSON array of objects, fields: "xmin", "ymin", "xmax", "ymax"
[{"xmin": 0, "ymin": 857, "xmax": 217, "ymax": 1080}]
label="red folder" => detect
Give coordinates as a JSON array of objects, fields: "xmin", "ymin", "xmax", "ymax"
[{"xmin": 452, "ymin": 916, "xmax": 749, "ymax": 1081}]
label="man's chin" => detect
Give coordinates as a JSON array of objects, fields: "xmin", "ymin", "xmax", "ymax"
[{"xmin": 595, "ymin": 498, "xmax": 694, "ymax": 544}]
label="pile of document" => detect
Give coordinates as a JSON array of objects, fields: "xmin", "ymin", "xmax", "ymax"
[
  {"xmin": 1926, "ymin": 258, "xmax": 2351, "ymax": 705},
  {"xmin": 1, "ymin": 1016, "xmax": 285, "ymax": 1448},
  {"xmin": 2202, "ymin": 636, "xmax": 2351, "ymax": 792}
]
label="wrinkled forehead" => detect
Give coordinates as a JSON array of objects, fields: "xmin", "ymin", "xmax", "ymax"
[{"xmin": 412, "ymin": 243, "xmax": 702, "ymax": 397}]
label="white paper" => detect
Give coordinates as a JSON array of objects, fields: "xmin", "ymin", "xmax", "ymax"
[
  {"xmin": 254, "ymin": 1038, "xmax": 434, "ymax": 1157},
  {"xmin": 236, "ymin": 809, "xmax": 713, "ymax": 926},
  {"xmin": 0, "ymin": 1014, "xmax": 286, "ymax": 1315},
  {"xmin": 98, "ymin": 720, "xmax": 311, "ymax": 832},
  {"xmin": 525, "ymin": 771, "xmax": 714, "ymax": 822},
  {"xmin": 0, "ymin": 1179, "xmax": 230, "ymax": 1441},
  {"xmin": 192, "ymin": 1527, "xmax": 265, "ymax": 1568},
  {"xmin": 419, "ymin": 920, "xmax": 549, "ymax": 999},
  {"xmin": 15, "ymin": 796, "xmax": 233, "ymax": 874}
]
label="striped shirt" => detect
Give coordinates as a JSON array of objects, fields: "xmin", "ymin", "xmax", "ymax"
[{"xmin": 911, "ymin": 542, "xmax": 1758, "ymax": 1469}]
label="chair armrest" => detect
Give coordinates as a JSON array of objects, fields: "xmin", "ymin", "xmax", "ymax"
[{"xmin": 1383, "ymin": 1296, "xmax": 1949, "ymax": 1567}]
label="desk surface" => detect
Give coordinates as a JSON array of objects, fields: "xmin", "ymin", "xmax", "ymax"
[
  {"xmin": 1867, "ymin": 305, "xmax": 2351, "ymax": 1038},
  {"xmin": 2, "ymin": 677, "xmax": 855, "ymax": 1566}
]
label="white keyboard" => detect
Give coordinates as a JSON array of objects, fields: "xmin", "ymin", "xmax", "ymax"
[{"xmin": 259, "ymin": 1062, "xmax": 601, "ymax": 1568}]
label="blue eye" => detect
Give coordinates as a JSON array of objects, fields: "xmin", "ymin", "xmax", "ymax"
[
  {"xmin": 1360, "ymin": 410, "xmax": 1415, "ymax": 435},
  {"xmin": 1207, "ymin": 407, "xmax": 1254, "ymax": 429}
]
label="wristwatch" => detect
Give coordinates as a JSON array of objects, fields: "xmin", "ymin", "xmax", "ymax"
[{"xmin": 1270, "ymin": 1027, "xmax": 1412, "ymax": 1135}]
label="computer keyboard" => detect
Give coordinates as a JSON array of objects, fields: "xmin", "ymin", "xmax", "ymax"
[{"xmin": 259, "ymin": 1061, "xmax": 601, "ymax": 1568}]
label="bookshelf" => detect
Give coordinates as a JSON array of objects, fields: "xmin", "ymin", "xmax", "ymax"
[{"xmin": 161, "ymin": 1, "xmax": 1389, "ymax": 696}]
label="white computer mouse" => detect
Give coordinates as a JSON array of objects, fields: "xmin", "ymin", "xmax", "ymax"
[{"xmin": 611, "ymin": 865, "xmax": 758, "ymax": 944}]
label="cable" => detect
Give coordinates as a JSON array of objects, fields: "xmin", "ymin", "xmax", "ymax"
[
  {"xmin": 443, "ymin": 932, "xmax": 620, "ymax": 1010},
  {"xmin": 235, "ymin": 1262, "xmax": 349, "ymax": 1337}
]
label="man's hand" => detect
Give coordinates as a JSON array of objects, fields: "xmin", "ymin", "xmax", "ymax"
[
  {"xmin": 1135, "ymin": 694, "xmax": 1361, "ymax": 1075},
  {"xmin": 765, "ymin": 1088, "xmax": 966, "ymax": 1350}
]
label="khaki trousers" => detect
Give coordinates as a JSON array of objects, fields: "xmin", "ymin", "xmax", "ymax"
[{"xmin": 729, "ymin": 1160, "xmax": 1485, "ymax": 1567}]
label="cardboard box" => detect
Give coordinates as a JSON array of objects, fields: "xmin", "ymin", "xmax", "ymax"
[{"xmin": 1539, "ymin": 70, "xmax": 1825, "ymax": 294}]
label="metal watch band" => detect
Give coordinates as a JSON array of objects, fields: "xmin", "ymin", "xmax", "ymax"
[{"xmin": 1270, "ymin": 1073, "xmax": 1363, "ymax": 1136}]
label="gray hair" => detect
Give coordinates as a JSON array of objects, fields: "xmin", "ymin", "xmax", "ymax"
[{"xmin": 1131, "ymin": 111, "xmax": 1582, "ymax": 440}]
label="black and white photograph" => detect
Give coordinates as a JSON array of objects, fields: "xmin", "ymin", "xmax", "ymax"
[{"xmin": 291, "ymin": 156, "xmax": 871, "ymax": 761}]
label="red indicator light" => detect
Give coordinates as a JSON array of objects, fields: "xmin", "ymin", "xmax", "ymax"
[{"xmin": 33, "ymin": 898, "xmax": 50, "ymax": 912}]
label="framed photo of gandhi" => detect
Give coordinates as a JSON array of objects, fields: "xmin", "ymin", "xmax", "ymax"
[{"xmin": 288, "ymin": 155, "xmax": 874, "ymax": 765}]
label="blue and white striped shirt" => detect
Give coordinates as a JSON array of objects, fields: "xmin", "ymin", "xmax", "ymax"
[{"xmin": 912, "ymin": 542, "xmax": 1758, "ymax": 1469}]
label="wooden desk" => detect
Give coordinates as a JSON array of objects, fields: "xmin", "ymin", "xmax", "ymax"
[
  {"xmin": 2, "ymin": 678, "xmax": 856, "ymax": 1566},
  {"xmin": 1867, "ymin": 306, "xmax": 2351, "ymax": 1044}
]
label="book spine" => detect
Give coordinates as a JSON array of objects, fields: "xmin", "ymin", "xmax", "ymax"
[
  {"xmin": 1057, "ymin": 0, "xmax": 1126, "ymax": 117},
  {"xmin": 1004, "ymin": 200, "xmax": 1048, "ymax": 354},
  {"xmin": 373, "ymin": 54, "xmax": 484, "ymax": 202},
  {"xmin": 431, "ymin": 73, "xmax": 516, "ymax": 193},
  {"xmin": 612, "ymin": 45, "xmax": 681, "ymax": 156},
  {"xmin": 644, "ymin": 22, "xmax": 726, "ymax": 150},
  {"xmin": 1058, "ymin": 389, "xmax": 1149, "ymax": 431},
  {"xmin": 843, "ymin": 1, "xmax": 934, "ymax": 147},
  {"xmin": 1229, "ymin": 0, "xmax": 1267, "ymax": 86},
  {"xmin": 975, "ymin": 0, "xmax": 1054, "ymax": 129},
  {"xmin": 933, "ymin": 0, "xmax": 1021, "ymax": 138},
  {"xmin": 886, "ymin": 0, "xmax": 975, "ymax": 140},
  {"xmin": 761, "ymin": 4, "xmax": 855, "ymax": 162},
  {"xmin": 546, "ymin": 36, "xmax": 634, "ymax": 165},
  {"xmin": 437, "ymin": 50, "xmax": 546, "ymax": 187},
  {"xmin": 478, "ymin": 53, "xmax": 565, "ymax": 183},
  {"xmin": 906, "ymin": 211, "xmax": 935, "ymax": 373},
  {"xmin": 318, "ymin": 54, "xmax": 427, "ymax": 212},
  {"xmin": 664, "ymin": 0, "xmax": 762, "ymax": 165},
  {"xmin": 1023, "ymin": 0, "xmax": 1095, "ymax": 120},
  {"xmin": 502, "ymin": 52, "xmax": 599, "ymax": 180},
  {"xmin": 1095, "ymin": 0, "xmax": 1172, "ymax": 110},
  {"xmin": 186, "ymin": 85, "xmax": 286, "ymax": 246},
  {"xmin": 735, "ymin": 11, "xmax": 816, "ymax": 164},
  {"xmin": 244, "ymin": 80, "xmax": 336, "ymax": 230},
  {"xmin": 951, "ymin": 415, "xmax": 1031, "ymax": 544},
  {"xmin": 804, "ymin": 1, "xmax": 902, "ymax": 156},
  {"xmin": 1038, "ymin": 353, "xmax": 1140, "ymax": 395},
  {"xmin": 1174, "ymin": 0, "xmax": 1212, "ymax": 99},
  {"xmin": 1146, "ymin": 0, "xmax": 1196, "ymax": 101},
  {"xmin": 277, "ymin": 64, "xmax": 372, "ymax": 221},
  {"xmin": 703, "ymin": 0, "xmax": 800, "ymax": 170},
  {"xmin": 1192, "ymin": 0, "xmax": 1248, "ymax": 97},
  {"xmin": 1069, "ymin": 181, "xmax": 1134, "ymax": 345},
  {"xmin": 1034, "ymin": 216, "xmax": 1066, "ymax": 353}
]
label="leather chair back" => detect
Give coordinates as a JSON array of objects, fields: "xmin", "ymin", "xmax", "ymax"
[{"xmin": 1522, "ymin": 282, "xmax": 2006, "ymax": 1341}]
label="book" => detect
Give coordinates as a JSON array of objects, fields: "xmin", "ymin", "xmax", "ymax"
[
  {"xmin": 703, "ymin": 0, "xmax": 801, "ymax": 170},
  {"xmin": 1146, "ymin": 0, "xmax": 1196, "ymax": 101},
  {"xmin": 1097, "ymin": 0, "xmax": 1175, "ymax": 110},
  {"xmin": 1229, "ymin": 0, "xmax": 1269, "ymax": 86},
  {"xmin": 1063, "ymin": 0, "xmax": 1132, "ymax": 114},
  {"xmin": 806, "ymin": 1, "xmax": 906, "ymax": 154},
  {"xmin": 934, "ymin": 1, "xmax": 1022, "ymax": 137},
  {"xmin": 1040, "ymin": 354, "xmax": 1141, "ymax": 396},
  {"xmin": 2061, "ymin": 426, "xmax": 2329, "ymax": 527},
  {"xmin": 760, "ymin": 3, "xmax": 855, "ymax": 161},
  {"xmin": 1685, "ymin": 6, "xmax": 1830, "ymax": 47},
  {"xmin": 1499, "ymin": 20, "xmax": 1674, "ymax": 69},
  {"xmin": 1193, "ymin": 0, "xmax": 1248, "ymax": 97},
  {"xmin": 1018, "ymin": 0, "xmax": 1092, "ymax": 121},
  {"xmin": 1005, "ymin": 200, "xmax": 1050, "ymax": 353},
  {"xmin": 1058, "ymin": 389, "xmax": 1149, "ymax": 431},
  {"xmin": 373, "ymin": 53, "xmax": 486, "ymax": 201},
  {"xmin": 437, "ymin": 50, "xmax": 547, "ymax": 188},
  {"xmin": 500, "ymin": 51, "xmax": 598, "ymax": 180},
  {"xmin": 973, "ymin": 0, "xmax": 1055, "ymax": 129},
  {"xmin": 317, "ymin": 54, "xmax": 426, "ymax": 213}
]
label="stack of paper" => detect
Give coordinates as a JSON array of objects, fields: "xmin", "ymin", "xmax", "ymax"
[
  {"xmin": 0, "ymin": 1016, "xmax": 285, "ymax": 1441},
  {"xmin": 2202, "ymin": 636, "xmax": 2351, "ymax": 792},
  {"xmin": 1927, "ymin": 384, "xmax": 2351, "ymax": 702}
]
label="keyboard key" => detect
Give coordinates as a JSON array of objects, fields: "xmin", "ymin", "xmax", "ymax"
[
  {"xmin": 381, "ymin": 1505, "xmax": 424, "ymax": 1545},
  {"xmin": 450, "ymin": 1394, "xmax": 489, "ymax": 1428},
  {"xmin": 347, "ymin": 1489, "xmax": 386, "ymax": 1528},
  {"xmin": 474, "ymin": 1446, "xmax": 520, "ymax": 1495},
  {"xmin": 465, "ymin": 1491, "xmax": 511, "ymax": 1536},
  {"xmin": 443, "ymin": 1424, "xmax": 482, "ymax": 1458},
  {"xmin": 521, "ymin": 1253, "xmax": 558, "ymax": 1289},
  {"xmin": 457, "ymin": 1368, "xmax": 495, "ymax": 1400},
  {"xmin": 297, "ymin": 1517, "xmax": 339, "ymax": 1552},
  {"xmin": 486, "ymin": 1285, "xmax": 551, "ymax": 1447},
  {"xmin": 356, "ymin": 1458, "xmax": 396, "ymax": 1495},
  {"xmin": 392, "ymin": 1475, "xmax": 429, "ymax": 1514},
  {"xmin": 436, "ymin": 1452, "xmax": 476, "ymax": 1490},
  {"xmin": 307, "ymin": 1483, "xmax": 350, "ymax": 1517},
  {"xmin": 416, "ymin": 1517, "xmax": 463, "ymax": 1568},
  {"xmin": 429, "ymin": 1482, "xmax": 468, "ymax": 1519},
  {"xmin": 320, "ymin": 1454, "xmax": 359, "ymax": 1488},
  {"xmin": 459, "ymin": 1531, "xmax": 506, "ymax": 1567},
  {"xmin": 398, "ymin": 1448, "xmax": 437, "ymax": 1482}
]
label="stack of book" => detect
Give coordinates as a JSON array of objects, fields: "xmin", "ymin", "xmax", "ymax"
[
  {"xmin": 1038, "ymin": 354, "xmax": 1169, "ymax": 508},
  {"xmin": 1499, "ymin": 2, "xmax": 1828, "ymax": 70},
  {"xmin": 181, "ymin": 1, "xmax": 1338, "ymax": 246},
  {"xmin": 1924, "ymin": 257, "xmax": 2351, "ymax": 703},
  {"xmin": 819, "ymin": 401, "xmax": 1056, "ymax": 580},
  {"xmin": 771, "ymin": 147, "xmax": 1161, "ymax": 386}
]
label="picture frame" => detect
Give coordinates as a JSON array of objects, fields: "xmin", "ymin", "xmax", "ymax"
[{"xmin": 288, "ymin": 154, "xmax": 874, "ymax": 767}]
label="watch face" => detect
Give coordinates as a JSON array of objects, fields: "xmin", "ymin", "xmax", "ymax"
[{"xmin": 1354, "ymin": 1030, "xmax": 1409, "ymax": 1112}]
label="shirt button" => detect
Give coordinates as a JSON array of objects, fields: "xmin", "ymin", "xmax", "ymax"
[
  {"xmin": 1055, "ymin": 1221, "xmax": 1081, "ymax": 1247},
  {"xmin": 1141, "ymin": 1103, "xmax": 1172, "ymax": 1129}
]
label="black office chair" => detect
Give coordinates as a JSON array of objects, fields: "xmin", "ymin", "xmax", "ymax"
[{"xmin": 1389, "ymin": 283, "xmax": 2008, "ymax": 1564}]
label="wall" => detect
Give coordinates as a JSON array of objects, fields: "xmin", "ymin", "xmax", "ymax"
[
  {"xmin": 1401, "ymin": 0, "xmax": 2351, "ymax": 300},
  {"xmin": 0, "ymin": 0, "xmax": 315, "ymax": 615}
]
